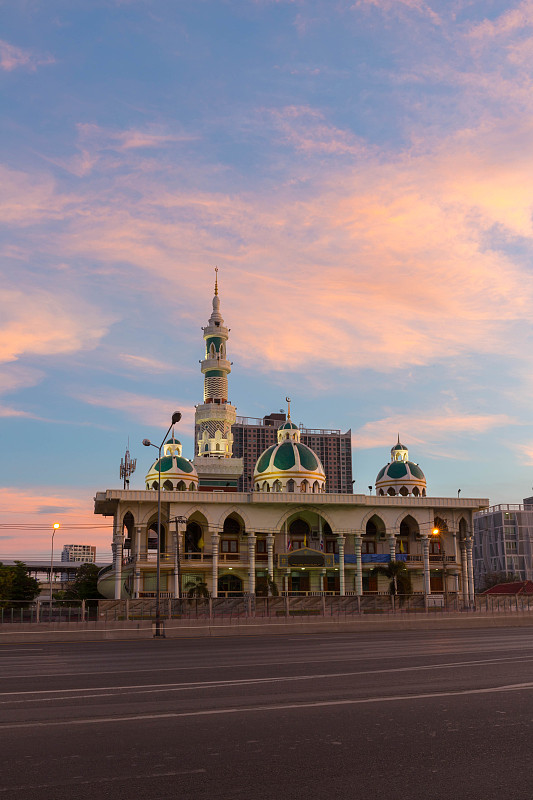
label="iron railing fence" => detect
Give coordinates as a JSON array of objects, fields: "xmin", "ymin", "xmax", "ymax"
[{"xmin": 3, "ymin": 592, "xmax": 533, "ymax": 624}]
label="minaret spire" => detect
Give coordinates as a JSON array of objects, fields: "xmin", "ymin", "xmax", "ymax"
[
  {"xmin": 286, "ymin": 396, "xmax": 291, "ymax": 421},
  {"xmin": 193, "ymin": 275, "xmax": 244, "ymax": 491}
]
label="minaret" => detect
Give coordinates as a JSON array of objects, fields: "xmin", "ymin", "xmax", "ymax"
[{"xmin": 193, "ymin": 270, "xmax": 243, "ymax": 491}]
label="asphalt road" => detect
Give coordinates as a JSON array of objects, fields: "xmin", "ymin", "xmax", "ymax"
[{"xmin": 1, "ymin": 627, "xmax": 533, "ymax": 800}]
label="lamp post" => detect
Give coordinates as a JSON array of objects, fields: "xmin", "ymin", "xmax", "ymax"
[
  {"xmin": 50, "ymin": 522, "xmax": 60, "ymax": 619},
  {"xmin": 143, "ymin": 410, "xmax": 182, "ymax": 638},
  {"xmin": 431, "ymin": 526, "xmax": 448, "ymax": 609}
]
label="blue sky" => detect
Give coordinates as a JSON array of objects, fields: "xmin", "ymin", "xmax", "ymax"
[{"xmin": 1, "ymin": 0, "xmax": 533, "ymax": 558}]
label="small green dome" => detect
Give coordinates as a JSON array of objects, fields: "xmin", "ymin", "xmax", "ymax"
[
  {"xmin": 166, "ymin": 437, "xmax": 181, "ymax": 445},
  {"xmin": 392, "ymin": 442, "xmax": 406, "ymax": 451},
  {"xmin": 279, "ymin": 421, "xmax": 299, "ymax": 430}
]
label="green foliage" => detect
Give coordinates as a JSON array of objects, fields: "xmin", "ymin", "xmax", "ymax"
[
  {"xmin": 0, "ymin": 562, "xmax": 40, "ymax": 606},
  {"xmin": 256, "ymin": 573, "xmax": 279, "ymax": 597},
  {"xmin": 185, "ymin": 578, "xmax": 210, "ymax": 598},
  {"xmin": 65, "ymin": 563, "xmax": 103, "ymax": 600},
  {"xmin": 480, "ymin": 571, "xmax": 523, "ymax": 592},
  {"xmin": 376, "ymin": 559, "xmax": 413, "ymax": 596},
  {"xmin": 0, "ymin": 562, "xmax": 14, "ymax": 606}
]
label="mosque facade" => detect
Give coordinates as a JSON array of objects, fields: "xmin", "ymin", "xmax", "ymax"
[{"xmin": 95, "ymin": 276, "xmax": 489, "ymax": 603}]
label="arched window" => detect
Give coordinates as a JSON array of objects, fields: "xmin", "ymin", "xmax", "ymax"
[
  {"xmin": 163, "ymin": 479, "xmax": 173, "ymax": 491},
  {"xmin": 176, "ymin": 480, "xmax": 186, "ymax": 491},
  {"xmin": 422, "ymin": 488, "xmax": 426, "ymax": 496},
  {"xmin": 399, "ymin": 486, "xmax": 409, "ymax": 496},
  {"xmin": 204, "ymin": 444, "xmax": 209, "ymax": 452},
  {"xmin": 152, "ymin": 481, "xmax": 159, "ymax": 490},
  {"xmin": 218, "ymin": 573, "xmax": 243, "ymax": 596},
  {"xmin": 216, "ymin": 443, "xmax": 220, "ymax": 451},
  {"xmin": 273, "ymin": 480, "xmax": 282, "ymax": 492},
  {"xmin": 289, "ymin": 519, "xmax": 310, "ymax": 549},
  {"xmin": 312, "ymin": 481, "xmax": 319, "ymax": 493},
  {"xmin": 185, "ymin": 522, "xmax": 203, "ymax": 559},
  {"xmin": 412, "ymin": 487, "xmax": 420, "ymax": 496},
  {"xmin": 300, "ymin": 480, "xmax": 308, "ymax": 493},
  {"xmin": 387, "ymin": 487, "xmax": 396, "ymax": 496},
  {"xmin": 379, "ymin": 489, "xmax": 384, "ymax": 496},
  {"xmin": 223, "ymin": 516, "xmax": 242, "ymax": 535},
  {"xmin": 287, "ymin": 479, "xmax": 295, "ymax": 492}
]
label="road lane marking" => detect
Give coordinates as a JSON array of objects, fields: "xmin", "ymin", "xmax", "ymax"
[
  {"xmin": 2, "ymin": 654, "xmax": 533, "ymax": 703},
  {"xmin": 3, "ymin": 645, "xmax": 533, "ymax": 681},
  {"xmin": 0, "ymin": 768, "xmax": 206, "ymax": 792},
  {"xmin": 2, "ymin": 682, "xmax": 533, "ymax": 730}
]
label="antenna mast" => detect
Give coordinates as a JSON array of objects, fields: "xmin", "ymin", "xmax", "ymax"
[{"xmin": 120, "ymin": 441, "xmax": 137, "ymax": 489}]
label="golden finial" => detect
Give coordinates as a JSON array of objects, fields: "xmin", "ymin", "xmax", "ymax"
[
  {"xmin": 286, "ymin": 396, "xmax": 291, "ymax": 420},
  {"xmin": 214, "ymin": 266, "xmax": 219, "ymax": 296}
]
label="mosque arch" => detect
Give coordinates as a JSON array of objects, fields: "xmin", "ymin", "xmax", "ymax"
[
  {"xmin": 273, "ymin": 480, "xmax": 282, "ymax": 492},
  {"xmin": 458, "ymin": 517, "xmax": 468, "ymax": 541},
  {"xmin": 300, "ymin": 480, "xmax": 308, "ymax": 493},
  {"xmin": 222, "ymin": 512, "xmax": 246, "ymax": 537},
  {"xmin": 365, "ymin": 514, "xmax": 386, "ymax": 538},
  {"xmin": 399, "ymin": 486, "xmax": 409, "ymax": 496},
  {"xmin": 163, "ymin": 479, "xmax": 174, "ymax": 491},
  {"xmin": 122, "ymin": 511, "xmax": 134, "ymax": 556},
  {"xmin": 412, "ymin": 487, "xmax": 420, "ymax": 496},
  {"xmin": 287, "ymin": 479, "xmax": 295, "ymax": 492},
  {"xmin": 387, "ymin": 487, "xmax": 396, "ymax": 496},
  {"xmin": 218, "ymin": 573, "xmax": 243, "ymax": 596},
  {"xmin": 147, "ymin": 516, "xmax": 166, "ymax": 554}
]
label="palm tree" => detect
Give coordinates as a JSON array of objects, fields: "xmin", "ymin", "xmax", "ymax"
[
  {"xmin": 376, "ymin": 559, "xmax": 412, "ymax": 596},
  {"xmin": 185, "ymin": 578, "xmax": 210, "ymax": 598}
]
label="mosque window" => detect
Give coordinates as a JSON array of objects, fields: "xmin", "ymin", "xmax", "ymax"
[
  {"xmin": 176, "ymin": 481, "xmax": 186, "ymax": 491},
  {"xmin": 387, "ymin": 487, "xmax": 396, "ymax": 496},
  {"xmin": 399, "ymin": 486, "xmax": 409, "ymax": 496},
  {"xmin": 412, "ymin": 487, "xmax": 420, "ymax": 497},
  {"xmin": 300, "ymin": 480, "xmax": 308, "ymax": 493},
  {"xmin": 163, "ymin": 480, "xmax": 174, "ymax": 491},
  {"xmin": 287, "ymin": 479, "xmax": 295, "ymax": 492}
]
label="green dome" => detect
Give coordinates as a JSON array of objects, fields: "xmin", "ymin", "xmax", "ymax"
[
  {"xmin": 256, "ymin": 444, "xmax": 276, "ymax": 473},
  {"xmin": 375, "ymin": 460, "xmax": 426, "ymax": 486},
  {"xmin": 279, "ymin": 421, "xmax": 299, "ymax": 430},
  {"xmin": 273, "ymin": 441, "xmax": 296, "ymax": 470},
  {"xmin": 392, "ymin": 442, "xmax": 406, "ymax": 451},
  {"xmin": 296, "ymin": 443, "xmax": 317, "ymax": 471},
  {"xmin": 387, "ymin": 461, "xmax": 408, "ymax": 479},
  {"xmin": 166, "ymin": 437, "xmax": 181, "ymax": 445}
]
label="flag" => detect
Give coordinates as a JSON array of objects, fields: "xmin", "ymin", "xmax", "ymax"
[
  {"xmin": 287, "ymin": 539, "xmax": 292, "ymax": 551},
  {"xmin": 198, "ymin": 535, "xmax": 204, "ymax": 549},
  {"xmin": 399, "ymin": 539, "xmax": 405, "ymax": 554},
  {"xmin": 320, "ymin": 539, "xmax": 324, "ymax": 551}
]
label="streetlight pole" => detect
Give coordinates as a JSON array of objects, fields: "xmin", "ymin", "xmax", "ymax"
[
  {"xmin": 432, "ymin": 526, "xmax": 448, "ymax": 610},
  {"xmin": 143, "ymin": 411, "xmax": 182, "ymax": 638},
  {"xmin": 50, "ymin": 522, "xmax": 60, "ymax": 619}
]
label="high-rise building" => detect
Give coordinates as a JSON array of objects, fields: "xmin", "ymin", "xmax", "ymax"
[
  {"xmin": 61, "ymin": 544, "xmax": 97, "ymax": 581},
  {"xmin": 473, "ymin": 498, "xmax": 533, "ymax": 589},
  {"xmin": 232, "ymin": 412, "xmax": 353, "ymax": 494}
]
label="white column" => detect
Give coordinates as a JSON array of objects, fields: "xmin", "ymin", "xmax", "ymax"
[
  {"xmin": 248, "ymin": 533, "xmax": 256, "ymax": 595},
  {"xmin": 337, "ymin": 535, "xmax": 346, "ymax": 596},
  {"xmin": 267, "ymin": 534, "xmax": 275, "ymax": 582},
  {"xmin": 421, "ymin": 535, "xmax": 431, "ymax": 596},
  {"xmin": 354, "ymin": 534, "xmax": 363, "ymax": 596},
  {"xmin": 460, "ymin": 542, "xmax": 468, "ymax": 606},
  {"xmin": 388, "ymin": 533, "xmax": 396, "ymax": 562},
  {"xmin": 133, "ymin": 525, "xmax": 142, "ymax": 598},
  {"xmin": 113, "ymin": 521, "xmax": 123, "ymax": 600},
  {"xmin": 172, "ymin": 527, "xmax": 179, "ymax": 599},
  {"xmin": 211, "ymin": 531, "xmax": 219, "ymax": 598},
  {"xmin": 466, "ymin": 536, "xmax": 475, "ymax": 604}
]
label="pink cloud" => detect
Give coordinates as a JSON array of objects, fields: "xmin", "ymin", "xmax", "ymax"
[
  {"xmin": 0, "ymin": 487, "xmax": 112, "ymax": 558},
  {"xmin": 353, "ymin": 0, "xmax": 442, "ymax": 25},
  {"xmin": 468, "ymin": 1, "xmax": 533, "ymax": 41},
  {"xmin": 0, "ymin": 39, "xmax": 54, "ymax": 72},
  {"xmin": 78, "ymin": 389, "xmax": 196, "ymax": 433},
  {"xmin": 514, "ymin": 442, "xmax": 533, "ymax": 466},
  {"xmin": 0, "ymin": 286, "xmax": 113, "ymax": 364},
  {"xmin": 353, "ymin": 409, "xmax": 515, "ymax": 450}
]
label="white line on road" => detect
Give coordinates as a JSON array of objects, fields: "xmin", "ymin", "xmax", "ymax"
[
  {"xmin": 0, "ymin": 768, "xmax": 206, "ymax": 792},
  {"xmin": 2, "ymin": 683, "xmax": 533, "ymax": 730},
  {"xmin": 1, "ymin": 654, "xmax": 533, "ymax": 702}
]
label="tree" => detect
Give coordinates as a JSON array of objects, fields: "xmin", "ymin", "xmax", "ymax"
[
  {"xmin": 185, "ymin": 578, "xmax": 210, "ymax": 598},
  {"xmin": 480, "ymin": 571, "xmax": 523, "ymax": 592},
  {"xmin": 65, "ymin": 563, "xmax": 103, "ymax": 600},
  {"xmin": 0, "ymin": 562, "xmax": 14, "ymax": 605},
  {"xmin": 5, "ymin": 562, "xmax": 40, "ymax": 605},
  {"xmin": 256, "ymin": 573, "xmax": 279, "ymax": 597},
  {"xmin": 376, "ymin": 559, "xmax": 412, "ymax": 596}
]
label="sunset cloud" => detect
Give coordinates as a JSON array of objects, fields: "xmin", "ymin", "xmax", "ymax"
[
  {"xmin": 353, "ymin": 409, "xmax": 515, "ymax": 450},
  {"xmin": 0, "ymin": 39, "xmax": 54, "ymax": 72},
  {"xmin": 78, "ymin": 389, "xmax": 196, "ymax": 432}
]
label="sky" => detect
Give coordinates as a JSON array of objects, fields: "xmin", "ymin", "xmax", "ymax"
[{"xmin": 1, "ymin": 0, "xmax": 533, "ymax": 560}]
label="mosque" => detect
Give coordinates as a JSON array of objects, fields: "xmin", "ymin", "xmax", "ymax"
[{"xmin": 95, "ymin": 275, "xmax": 488, "ymax": 603}]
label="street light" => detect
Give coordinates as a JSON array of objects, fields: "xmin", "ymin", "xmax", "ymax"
[
  {"xmin": 50, "ymin": 522, "xmax": 60, "ymax": 619},
  {"xmin": 431, "ymin": 526, "xmax": 448, "ymax": 608},
  {"xmin": 143, "ymin": 410, "xmax": 182, "ymax": 638}
]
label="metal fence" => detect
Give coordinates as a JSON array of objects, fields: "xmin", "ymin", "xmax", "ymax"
[{"xmin": 2, "ymin": 593, "xmax": 533, "ymax": 624}]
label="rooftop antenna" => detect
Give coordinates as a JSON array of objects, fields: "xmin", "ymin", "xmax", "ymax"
[{"xmin": 120, "ymin": 439, "xmax": 137, "ymax": 489}]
